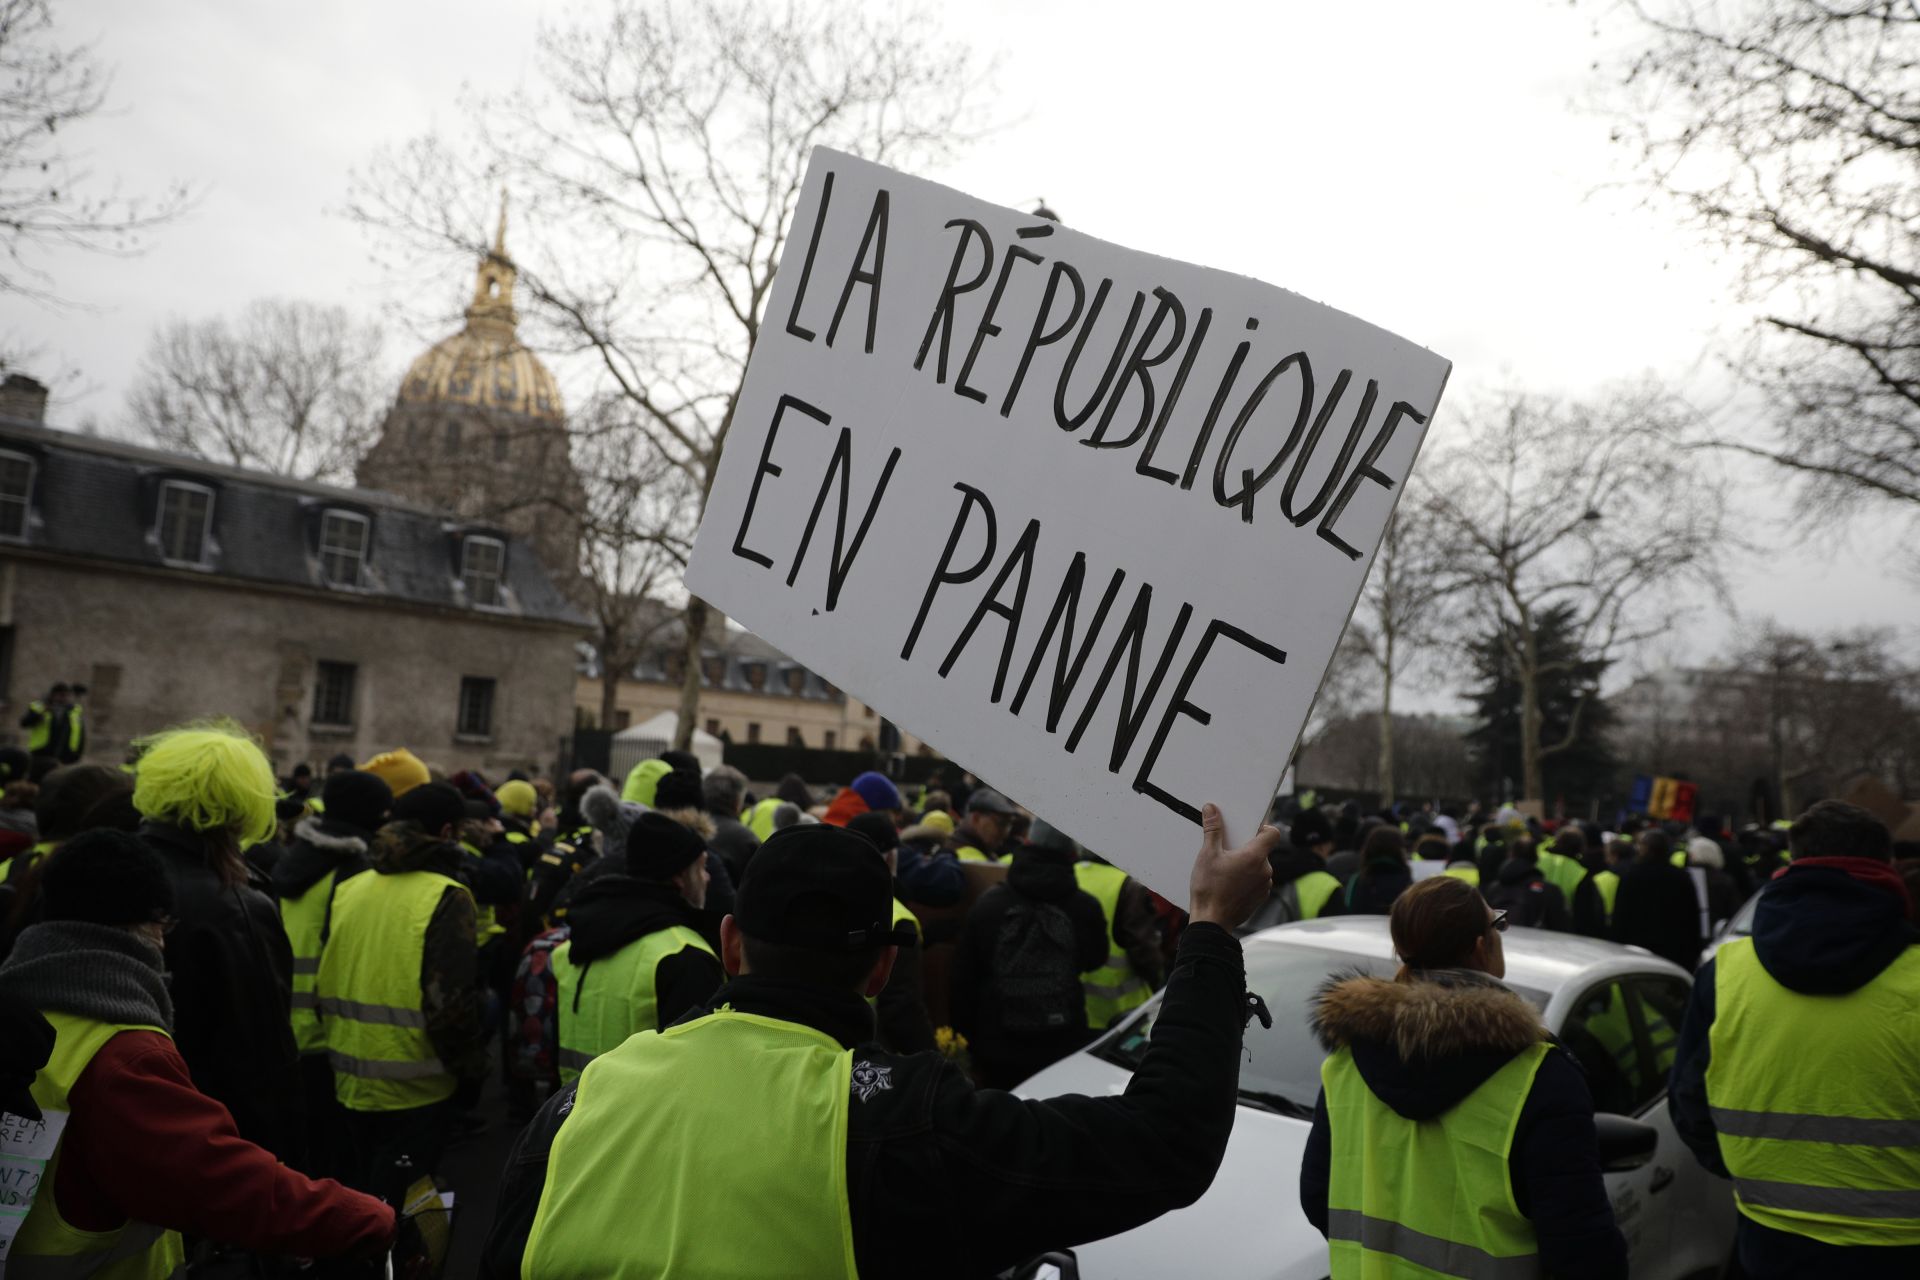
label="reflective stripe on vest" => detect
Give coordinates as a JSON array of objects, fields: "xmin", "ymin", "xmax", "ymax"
[
  {"xmin": 278, "ymin": 867, "xmax": 339, "ymax": 1054},
  {"xmin": 318, "ymin": 869, "xmax": 468, "ymax": 1113},
  {"xmin": 552, "ymin": 924, "xmax": 716, "ymax": 1084},
  {"xmin": 1323, "ymin": 1037, "xmax": 1548, "ymax": 1279},
  {"xmin": 1073, "ymin": 862, "xmax": 1151, "ymax": 1028},
  {"xmin": 13, "ymin": 1010, "xmax": 186, "ymax": 1280},
  {"xmin": 523, "ymin": 1010, "xmax": 858, "ymax": 1278},
  {"xmin": 1706, "ymin": 937, "xmax": 1920, "ymax": 1246}
]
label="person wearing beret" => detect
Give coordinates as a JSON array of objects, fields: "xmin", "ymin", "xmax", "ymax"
[
  {"xmin": 484, "ymin": 803, "xmax": 1278, "ymax": 1279},
  {"xmin": 0, "ymin": 830, "xmax": 394, "ymax": 1275}
]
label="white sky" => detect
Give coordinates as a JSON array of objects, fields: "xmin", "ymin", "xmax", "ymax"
[{"xmin": 8, "ymin": 0, "xmax": 1914, "ymax": 707}]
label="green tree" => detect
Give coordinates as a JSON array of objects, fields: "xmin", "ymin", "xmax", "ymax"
[{"xmin": 1465, "ymin": 604, "xmax": 1617, "ymax": 809}]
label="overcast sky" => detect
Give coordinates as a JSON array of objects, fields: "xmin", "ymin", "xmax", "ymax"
[{"xmin": 8, "ymin": 0, "xmax": 1913, "ymax": 708}]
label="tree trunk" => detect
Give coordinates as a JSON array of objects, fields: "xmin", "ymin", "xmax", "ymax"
[
  {"xmin": 1520, "ymin": 662, "xmax": 1544, "ymax": 803},
  {"xmin": 1377, "ymin": 676, "xmax": 1395, "ymax": 807},
  {"xmin": 599, "ymin": 636, "xmax": 622, "ymax": 733},
  {"xmin": 673, "ymin": 595, "xmax": 710, "ymax": 751}
]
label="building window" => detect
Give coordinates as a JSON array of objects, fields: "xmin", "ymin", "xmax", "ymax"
[
  {"xmin": 785, "ymin": 667, "xmax": 805, "ymax": 694},
  {"xmin": 457, "ymin": 676, "xmax": 496, "ymax": 738},
  {"xmin": 705, "ymin": 718, "xmax": 721, "ymax": 737},
  {"xmin": 702, "ymin": 656, "xmax": 725, "ymax": 685},
  {"xmin": 745, "ymin": 663, "xmax": 767, "ymax": 691},
  {"xmin": 746, "ymin": 722, "xmax": 761, "ymax": 745},
  {"xmin": 319, "ymin": 510, "xmax": 370, "ymax": 588},
  {"xmin": 0, "ymin": 451, "xmax": 32, "ymax": 541},
  {"xmin": 156, "ymin": 480, "xmax": 214, "ymax": 566},
  {"xmin": 460, "ymin": 536, "xmax": 506, "ymax": 607},
  {"xmin": 786, "ymin": 726, "xmax": 804, "ymax": 747},
  {"xmin": 823, "ymin": 730, "xmax": 836, "ymax": 751},
  {"xmin": 312, "ymin": 661, "xmax": 357, "ymax": 728}
]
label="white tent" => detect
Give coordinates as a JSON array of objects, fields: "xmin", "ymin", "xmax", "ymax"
[{"xmin": 610, "ymin": 711, "xmax": 725, "ymax": 779}]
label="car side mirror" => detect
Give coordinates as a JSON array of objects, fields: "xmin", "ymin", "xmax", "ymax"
[{"xmin": 1594, "ymin": 1112, "xmax": 1659, "ymax": 1172}]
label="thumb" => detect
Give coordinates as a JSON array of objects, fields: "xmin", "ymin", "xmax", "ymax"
[{"xmin": 1200, "ymin": 802, "xmax": 1226, "ymax": 858}]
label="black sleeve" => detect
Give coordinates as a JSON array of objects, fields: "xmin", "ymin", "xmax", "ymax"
[
  {"xmin": 948, "ymin": 894, "xmax": 994, "ymax": 1039},
  {"xmin": 1509, "ymin": 1048, "xmax": 1628, "ymax": 1280},
  {"xmin": 1070, "ymin": 890, "xmax": 1113, "ymax": 973},
  {"xmin": 1570, "ymin": 879, "xmax": 1607, "ymax": 939},
  {"xmin": 1299, "ymin": 1088, "xmax": 1332, "ymax": 1236},
  {"xmin": 852, "ymin": 924, "xmax": 1249, "ymax": 1277},
  {"xmin": 1668, "ymin": 958, "xmax": 1726, "ymax": 1177},
  {"xmin": 875, "ymin": 939, "xmax": 938, "ymax": 1055},
  {"xmin": 464, "ymin": 845, "xmax": 523, "ymax": 907},
  {"xmin": 652, "ymin": 947, "xmax": 725, "ymax": 1030},
  {"xmin": 701, "ymin": 851, "xmax": 735, "ymax": 919},
  {"xmin": 481, "ymin": 1084, "xmax": 575, "ymax": 1280},
  {"xmin": 1543, "ymin": 885, "xmax": 1572, "ymax": 933},
  {"xmin": 421, "ymin": 888, "xmax": 488, "ymax": 1082}
]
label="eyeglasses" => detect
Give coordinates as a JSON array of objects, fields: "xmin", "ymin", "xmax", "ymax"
[{"xmin": 1488, "ymin": 910, "xmax": 1509, "ymax": 934}]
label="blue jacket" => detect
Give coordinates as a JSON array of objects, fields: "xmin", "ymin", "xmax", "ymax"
[{"xmin": 1669, "ymin": 858, "xmax": 1920, "ymax": 1279}]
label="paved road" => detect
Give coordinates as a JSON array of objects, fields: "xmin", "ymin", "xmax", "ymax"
[{"xmin": 437, "ymin": 1070, "xmax": 523, "ymax": 1277}]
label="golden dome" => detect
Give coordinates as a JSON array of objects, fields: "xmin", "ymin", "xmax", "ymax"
[{"xmin": 396, "ymin": 193, "xmax": 564, "ymax": 423}]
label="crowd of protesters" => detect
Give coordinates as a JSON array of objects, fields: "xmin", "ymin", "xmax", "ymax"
[{"xmin": 0, "ymin": 703, "xmax": 1914, "ymax": 1279}]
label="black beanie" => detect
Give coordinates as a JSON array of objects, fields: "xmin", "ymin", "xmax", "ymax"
[
  {"xmin": 845, "ymin": 811, "xmax": 900, "ymax": 855},
  {"xmin": 323, "ymin": 770, "xmax": 395, "ymax": 835},
  {"xmin": 627, "ymin": 811, "xmax": 708, "ymax": 880},
  {"xmin": 392, "ymin": 782, "xmax": 464, "ymax": 836},
  {"xmin": 42, "ymin": 830, "xmax": 175, "ymax": 927},
  {"xmin": 652, "ymin": 768, "xmax": 704, "ymax": 813},
  {"xmin": 659, "ymin": 750, "xmax": 701, "ymax": 774}
]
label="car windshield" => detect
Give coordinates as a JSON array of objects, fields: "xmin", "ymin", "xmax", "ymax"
[{"xmin": 1095, "ymin": 943, "xmax": 1550, "ymax": 1113}]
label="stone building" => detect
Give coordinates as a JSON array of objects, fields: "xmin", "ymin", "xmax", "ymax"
[
  {"xmin": 356, "ymin": 197, "xmax": 585, "ymax": 586},
  {"xmin": 0, "ymin": 391, "xmax": 587, "ymax": 775}
]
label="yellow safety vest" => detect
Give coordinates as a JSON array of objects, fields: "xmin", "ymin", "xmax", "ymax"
[
  {"xmin": 1293, "ymin": 869, "xmax": 1342, "ymax": 919},
  {"xmin": 318, "ymin": 868, "xmax": 470, "ymax": 1113},
  {"xmin": 23, "ymin": 703, "xmax": 82, "ymax": 758},
  {"xmin": 1323, "ymin": 1038, "xmax": 1548, "ymax": 1278},
  {"xmin": 1707, "ymin": 938, "xmax": 1920, "ymax": 1246},
  {"xmin": 742, "ymin": 798, "xmax": 784, "ymax": 842},
  {"xmin": 1591, "ymin": 869, "xmax": 1620, "ymax": 922},
  {"xmin": 956, "ymin": 844, "xmax": 992, "ymax": 863},
  {"xmin": 869, "ymin": 899, "xmax": 921, "ymax": 1013},
  {"xmin": 1073, "ymin": 862, "xmax": 1152, "ymax": 1029},
  {"xmin": 278, "ymin": 866, "xmax": 360, "ymax": 1055},
  {"xmin": 552, "ymin": 924, "xmax": 717, "ymax": 1083},
  {"xmin": 1537, "ymin": 848, "xmax": 1588, "ymax": 903},
  {"xmin": 523, "ymin": 1009, "xmax": 858, "ymax": 1278},
  {"xmin": 1442, "ymin": 863, "xmax": 1481, "ymax": 887},
  {"xmin": 11, "ymin": 1011, "xmax": 186, "ymax": 1280}
]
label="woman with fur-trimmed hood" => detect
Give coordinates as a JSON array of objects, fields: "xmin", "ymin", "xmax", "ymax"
[{"xmin": 1300, "ymin": 876, "xmax": 1627, "ymax": 1279}]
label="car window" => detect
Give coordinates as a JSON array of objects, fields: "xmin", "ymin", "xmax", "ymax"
[
  {"xmin": 1558, "ymin": 978, "xmax": 1673, "ymax": 1116},
  {"xmin": 1628, "ymin": 975, "xmax": 1688, "ymax": 1086},
  {"xmin": 1094, "ymin": 945, "xmax": 1550, "ymax": 1113}
]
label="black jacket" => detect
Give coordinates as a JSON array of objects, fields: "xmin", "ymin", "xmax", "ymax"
[
  {"xmin": 140, "ymin": 822, "xmax": 302, "ymax": 1163},
  {"xmin": 270, "ymin": 816, "xmax": 373, "ymax": 902},
  {"xmin": 1669, "ymin": 859, "xmax": 1920, "ymax": 1278},
  {"xmin": 1486, "ymin": 858, "xmax": 1572, "ymax": 931},
  {"xmin": 558, "ymin": 874, "xmax": 723, "ymax": 1033},
  {"xmin": 1609, "ymin": 859, "xmax": 1701, "ymax": 972},
  {"xmin": 950, "ymin": 851, "xmax": 1110, "ymax": 1084},
  {"xmin": 482, "ymin": 923, "xmax": 1251, "ymax": 1279},
  {"xmin": 1325, "ymin": 857, "xmax": 1412, "ymax": 917},
  {"xmin": 706, "ymin": 812, "xmax": 759, "ymax": 886},
  {"xmin": 1301, "ymin": 970, "xmax": 1628, "ymax": 1279}
]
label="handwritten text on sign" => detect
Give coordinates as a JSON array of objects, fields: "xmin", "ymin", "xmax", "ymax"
[{"xmin": 685, "ymin": 150, "xmax": 1450, "ymax": 903}]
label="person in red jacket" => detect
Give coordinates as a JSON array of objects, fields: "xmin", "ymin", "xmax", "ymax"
[{"xmin": 0, "ymin": 829, "xmax": 394, "ymax": 1273}]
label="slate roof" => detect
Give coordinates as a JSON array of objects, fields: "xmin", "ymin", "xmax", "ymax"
[
  {"xmin": 0, "ymin": 416, "xmax": 587, "ymax": 628},
  {"xmin": 575, "ymin": 599, "xmax": 843, "ymax": 703}
]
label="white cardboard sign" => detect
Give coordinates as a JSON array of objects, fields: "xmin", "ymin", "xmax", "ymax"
[{"xmin": 685, "ymin": 149, "xmax": 1450, "ymax": 904}]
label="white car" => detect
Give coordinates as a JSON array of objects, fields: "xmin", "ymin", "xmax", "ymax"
[{"xmin": 1013, "ymin": 918, "xmax": 1735, "ymax": 1280}]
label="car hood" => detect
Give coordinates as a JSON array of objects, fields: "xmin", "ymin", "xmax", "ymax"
[{"xmin": 1015, "ymin": 1053, "xmax": 1330, "ymax": 1280}]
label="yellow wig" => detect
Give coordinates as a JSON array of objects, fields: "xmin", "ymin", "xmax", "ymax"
[{"xmin": 131, "ymin": 721, "xmax": 280, "ymax": 847}]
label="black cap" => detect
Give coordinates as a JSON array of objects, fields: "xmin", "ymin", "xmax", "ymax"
[
  {"xmin": 627, "ymin": 811, "xmax": 708, "ymax": 880},
  {"xmin": 41, "ymin": 830, "xmax": 175, "ymax": 927},
  {"xmin": 1291, "ymin": 807, "xmax": 1333, "ymax": 848},
  {"xmin": 736, "ymin": 824, "xmax": 915, "ymax": 951},
  {"xmin": 322, "ymin": 769, "xmax": 394, "ymax": 835},
  {"xmin": 392, "ymin": 782, "xmax": 464, "ymax": 835},
  {"xmin": 325, "ymin": 753, "xmax": 357, "ymax": 773},
  {"xmin": 966, "ymin": 788, "xmax": 1017, "ymax": 817}
]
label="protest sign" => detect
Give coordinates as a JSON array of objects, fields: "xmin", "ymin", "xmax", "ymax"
[
  {"xmin": 684, "ymin": 149, "xmax": 1450, "ymax": 903},
  {"xmin": 0, "ymin": 1106, "xmax": 67, "ymax": 1264}
]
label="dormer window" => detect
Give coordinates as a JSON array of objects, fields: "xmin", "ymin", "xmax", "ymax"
[
  {"xmin": 319, "ymin": 510, "xmax": 370, "ymax": 588},
  {"xmin": 461, "ymin": 535, "xmax": 506, "ymax": 607},
  {"xmin": 0, "ymin": 450, "xmax": 32, "ymax": 542},
  {"xmin": 157, "ymin": 480, "xmax": 214, "ymax": 567}
]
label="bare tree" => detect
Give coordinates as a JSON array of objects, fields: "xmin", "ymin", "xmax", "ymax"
[
  {"xmin": 571, "ymin": 399, "xmax": 697, "ymax": 731},
  {"xmin": 1343, "ymin": 499, "xmax": 1461, "ymax": 805},
  {"xmin": 1425, "ymin": 386, "xmax": 1728, "ymax": 801},
  {"xmin": 0, "ymin": 0, "xmax": 189, "ymax": 301},
  {"xmin": 125, "ymin": 300, "xmax": 388, "ymax": 484},
  {"xmin": 1604, "ymin": 1, "xmax": 1920, "ymax": 519},
  {"xmin": 348, "ymin": 0, "xmax": 990, "ymax": 749}
]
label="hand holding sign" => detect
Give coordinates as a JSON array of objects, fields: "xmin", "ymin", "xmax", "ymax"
[
  {"xmin": 1189, "ymin": 803, "xmax": 1280, "ymax": 930},
  {"xmin": 686, "ymin": 149, "xmax": 1449, "ymax": 904}
]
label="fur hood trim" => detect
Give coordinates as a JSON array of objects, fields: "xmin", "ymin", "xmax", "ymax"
[
  {"xmin": 656, "ymin": 807, "xmax": 716, "ymax": 840},
  {"xmin": 292, "ymin": 816, "xmax": 368, "ymax": 856},
  {"xmin": 1312, "ymin": 971, "xmax": 1546, "ymax": 1061}
]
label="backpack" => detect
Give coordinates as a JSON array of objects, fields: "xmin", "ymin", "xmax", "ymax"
[
  {"xmin": 1487, "ymin": 873, "xmax": 1551, "ymax": 928},
  {"xmin": 991, "ymin": 894, "xmax": 1086, "ymax": 1033}
]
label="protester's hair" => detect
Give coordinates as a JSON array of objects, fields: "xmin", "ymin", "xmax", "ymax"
[
  {"xmin": 1553, "ymin": 829, "xmax": 1586, "ymax": 860},
  {"xmin": 1507, "ymin": 835, "xmax": 1539, "ymax": 864},
  {"xmin": 921, "ymin": 789, "xmax": 951, "ymax": 816},
  {"xmin": 131, "ymin": 722, "xmax": 278, "ymax": 848},
  {"xmin": 703, "ymin": 765, "xmax": 748, "ymax": 816},
  {"xmin": 1390, "ymin": 876, "xmax": 1492, "ymax": 979},
  {"xmin": 770, "ymin": 802, "xmax": 804, "ymax": 831},
  {"xmin": 1360, "ymin": 825, "xmax": 1406, "ymax": 864},
  {"xmin": 776, "ymin": 773, "xmax": 813, "ymax": 809},
  {"xmin": 1789, "ymin": 800, "xmax": 1892, "ymax": 862},
  {"xmin": 1636, "ymin": 829, "xmax": 1672, "ymax": 864},
  {"xmin": 1608, "ymin": 838, "xmax": 1635, "ymax": 867},
  {"xmin": 741, "ymin": 934, "xmax": 885, "ymax": 991},
  {"xmin": 35, "ymin": 765, "xmax": 134, "ymax": 844}
]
